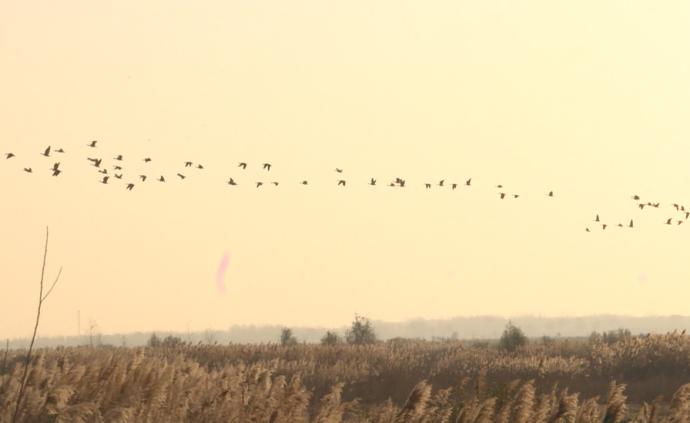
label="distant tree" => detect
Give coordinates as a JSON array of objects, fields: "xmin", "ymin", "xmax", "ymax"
[
  {"xmin": 346, "ymin": 314, "xmax": 377, "ymax": 345},
  {"xmin": 321, "ymin": 331, "xmax": 341, "ymax": 346},
  {"xmin": 161, "ymin": 335, "xmax": 184, "ymax": 348},
  {"xmin": 280, "ymin": 328, "xmax": 298, "ymax": 346},
  {"xmin": 602, "ymin": 328, "xmax": 631, "ymax": 344},
  {"xmin": 147, "ymin": 332, "xmax": 161, "ymax": 347},
  {"xmin": 499, "ymin": 321, "xmax": 528, "ymax": 352}
]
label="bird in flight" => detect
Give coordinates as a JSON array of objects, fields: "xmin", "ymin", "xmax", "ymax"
[
  {"xmin": 185, "ymin": 161, "xmax": 193, "ymax": 167},
  {"xmin": 87, "ymin": 158, "xmax": 102, "ymax": 168},
  {"xmin": 369, "ymin": 178, "xmax": 376, "ymax": 186},
  {"xmin": 52, "ymin": 162, "xmax": 60, "ymax": 172},
  {"xmin": 256, "ymin": 182, "xmax": 263, "ymax": 188},
  {"xmin": 465, "ymin": 178, "xmax": 472, "ymax": 186},
  {"xmin": 114, "ymin": 155, "xmax": 123, "ymax": 161},
  {"xmin": 629, "ymin": 219, "xmax": 634, "ymax": 228},
  {"xmin": 115, "ymin": 174, "xmax": 123, "ymax": 179},
  {"xmin": 337, "ymin": 180, "xmax": 346, "ymax": 186},
  {"xmin": 5, "ymin": 153, "xmax": 15, "ymax": 159},
  {"xmin": 197, "ymin": 164, "xmax": 204, "ymax": 169},
  {"xmin": 499, "ymin": 193, "xmax": 506, "ymax": 199},
  {"xmin": 177, "ymin": 173, "xmax": 186, "ymax": 179},
  {"xmin": 263, "ymin": 163, "xmax": 271, "ymax": 171},
  {"xmin": 585, "ymin": 228, "xmax": 591, "ymax": 232},
  {"xmin": 666, "ymin": 218, "xmax": 673, "ymax": 225},
  {"xmin": 272, "ymin": 181, "xmax": 279, "ymax": 186},
  {"xmin": 88, "ymin": 140, "xmax": 98, "ymax": 148},
  {"xmin": 425, "ymin": 183, "xmax": 431, "ymax": 189},
  {"xmin": 101, "ymin": 176, "xmax": 109, "ymax": 184},
  {"xmin": 99, "ymin": 169, "xmax": 108, "ymax": 175},
  {"xmin": 139, "ymin": 175, "xmax": 147, "ymax": 182},
  {"xmin": 547, "ymin": 191, "xmax": 554, "ymax": 197},
  {"xmin": 513, "ymin": 194, "xmax": 520, "ymax": 198},
  {"xmin": 335, "ymin": 168, "xmax": 343, "ymax": 173},
  {"xmin": 301, "ymin": 180, "xmax": 308, "ymax": 185},
  {"xmin": 602, "ymin": 224, "xmax": 607, "ymax": 230},
  {"xmin": 42, "ymin": 146, "xmax": 51, "ymax": 157},
  {"xmin": 595, "ymin": 214, "xmax": 600, "ymax": 222},
  {"xmin": 56, "ymin": 148, "xmax": 65, "ymax": 153},
  {"xmin": 438, "ymin": 179, "xmax": 445, "ymax": 187},
  {"xmin": 113, "ymin": 165, "xmax": 123, "ymax": 170},
  {"xmin": 143, "ymin": 158, "xmax": 152, "ymax": 163},
  {"xmin": 126, "ymin": 183, "xmax": 135, "ymax": 190},
  {"xmin": 452, "ymin": 183, "xmax": 458, "ymax": 190},
  {"xmin": 52, "ymin": 169, "xmax": 61, "ymax": 177},
  {"xmin": 227, "ymin": 178, "xmax": 237, "ymax": 186},
  {"xmin": 158, "ymin": 176, "xmax": 165, "ymax": 182},
  {"xmin": 638, "ymin": 204, "xmax": 645, "ymax": 210},
  {"xmin": 632, "ymin": 195, "xmax": 641, "ymax": 200},
  {"xmin": 239, "ymin": 162, "xmax": 247, "ymax": 169},
  {"xmin": 23, "ymin": 167, "xmax": 32, "ymax": 173},
  {"xmin": 496, "ymin": 184, "xmax": 503, "ymax": 189}
]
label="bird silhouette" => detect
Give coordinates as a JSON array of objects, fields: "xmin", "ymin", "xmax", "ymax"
[
  {"xmin": 114, "ymin": 174, "xmax": 123, "ymax": 179},
  {"xmin": 113, "ymin": 165, "xmax": 123, "ymax": 170},
  {"xmin": 256, "ymin": 182, "xmax": 263, "ymax": 188},
  {"xmin": 653, "ymin": 203, "xmax": 660, "ymax": 208},
  {"xmin": 52, "ymin": 169, "xmax": 61, "ymax": 177},
  {"xmin": 425, "ymin": 183, "xmax": 431, "ymax": 189},
  {"xmin": 52, "ymin": 162, "xmax": 60, "ymax": 172},
  {"xmin": 159, "ymin": 176, "xmax": 165, "ymax": 182},
  {"xmin": 602, "ymin": 224, "xmax": 607, "ymax": 230},
  {"xmin": 595, "ymin": 214, "xmax": 600, "ymax": 222},
  {"xmin": 586, "ymin": 228, "xmax": 591, "ymax": 232},
  {"xmin": 239, "ymin": 162, "xmax": 247, "ymax": 169},
  {"xmin": 88, "ymin": 140, "xmax": 97, "ymax": 148},
  {"xmin": 685, "ymin": 212, "xmax": 689, "ymax": 219},
  {"xmin": 114, "ymin": 155, "xmax": 123, "ymax": 161},
  {"xmin": 666, "ymin": 218, "xmax": 673, "ymax": 225},
  {"xmin": 452, "ymin": 183, "xmax": 458, "ymax": 190},
  {"xmin": 500, "ymin": 192, "xmax": 506, "ymax": 199},
  {"xmin": 143, "ymin": 158, "xmax": 152, "ymax": 163},
  {"xmin": 632, "ymin": 195, "xmax": 640, "ymax": 200},
  {"xmin": 673, "ymin": 203, "xmax": 680, "ymax": 211},
  {"xmin": 617, "ymin": 223, "xmax": 624, "ymax": 228},
  {"xmin": 513, "ymin": 194, "xmax": 520, "ymax": 198},
  {"xmin": 465, "ymin": 178, "xmax": 472, "ymax": 186},
  {"xmin": 272, "ymin": 181, "xmax": 279, "ymax": 186},
  {"xmin": 263, "ymin": 163, "xmax": 271, "ymax": 171},
  {"xmin": 399, "ymin": 180, "xmax": 406, "ymax": 187},
  {"xmin": 5, "ymin": 153, "xmax": 15, "ymax": 159},
  {"xmin": 197, "ymin": 164, "xmax": 204, "ymax": 169},
  {"xmin": 126, "ymin": 183, "xmax": 134, "ymax": 190},
  {"xmin": 177, "ymin": 173, "xmax": 186, "ymax": 179},
  {"xmin": 629, "ymin": 219, "xmax": 634, "ymax": 228},
  {"xmin": 638, "ymin": 204, "xmax": 645, "ymax": 210},
  {"xmin": 23, "ymin": 167, "xmax": 32, "ymax": 173},
  {"xmin": 439, "ymin": 179, "xmax": 445, "ymax": 187},
  {"xmin": 335, "ymin": 168, "xmax": 343, "ymax": 173},
  {"xmin": 185, "ymin": 162, "xmax": 193, "ymax": 167},
  {"xmin": 227, "ymin": 178, "xmax": 237, "ymax": 185},
  {"xmin": 101, "ymin": 176, "xmax": 109, "ymax": 184},
  {"xmin": 337, "ymin": 180, "xmax": 346, "ymax": 186},
  {"xmin": 99, "ymin": 169, "xmax": 108, "ymax": 174},
  {"xmin": 369, "ymin": 178, "xmax": 376, "ymax": 186},
  {"xmin": 87, "ymin": 158, "xmax": 102, "ymax": 168},
  {"xmin": 56, "ymin": 148, "xmax": 65, "ymax": 153},
  {"xmin": 139, "ymin": 175, "xmax": 147, "ymax": 182},
  {"xmin": 548, "ymin": 191, "xmax": 554, "ymax": 197},
  {"xmin": 496, "ymin": 184, "xmax": 503, "ymax": 188},
  {"xmin": 678, "ymin": 220, "xmax": 684, "ymax": 225},
  {"xmin": 42, "ymin": 146, "xmax": 51, "ymax": 157}
]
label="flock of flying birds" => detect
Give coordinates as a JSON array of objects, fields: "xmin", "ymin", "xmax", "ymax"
[{"xmin": 4, "ymin": 140, "xmax": 690, "ymax": 233}]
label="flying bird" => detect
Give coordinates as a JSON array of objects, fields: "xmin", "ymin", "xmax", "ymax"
[
  {"xmin": 114, "ymin": 155, "xmax": 123, "ymax": 161},
  {"xmin": 272, "ymin": 181, "xmax": 279, "ymax": 186},
  {"xmin": 113, "ymin": 165, "xmax": 123, "ymax": 170},
  {"xmin": 143, "ymin": 157, "xmax": 152, "ymax": 163},
  {"xmin": 239, "ymin": 162, "xmax": 247, "ymax": 169},
  {"xmin": 513, "ymin": 194, "xmax": 520, "ymax": 198},
  {"xmin": 595, "ymin": 214, "xmax": 600, "ymax": 222},
  {"xmin": 547, "ymin": 191, "xmax": 554, "ymax": 197},
  {"xmin": 499, "ymin": 193, "xmax": 506, "ymax": 199},
  {"xmin": 114, "ymin": 174, "xmax": 123, "ymax": 179},
  {"xmin": 56, "ymin": 148, "xmax": 65, "ymax": 153},
  {"xmin": 632, "ymin": 195, "xmax": 640, "ymax": 200},
  {"xmin": 629, "ymin": 219, "xmax": 634, "ymax": 228},
  {"xmin": 452, "ymin": 183, "xmax": 458, "ymax": 190},
  {"xmin": 263, "ymin": 163, "xmax": 271, "ymax": 171},
  {"xmin": 126, "ymin": 183, "xmax": 135, "ymax": 191},
  {"xmin": 496, "ymin": 184, "xmax": 503, "ymax": 188},
  {"xmin": 158, "ymin": 176, "xmax": 165, "ymax": 182},
  {"xmin": 369, "ymin": 178, "xmax": 376, "ymax": 186},
  {"xmin": 139, "ymin": 175, "xmax": 147, "ymax": 182},
  {"xmin": 99, "ymin": 169, "xmax": 108, "ymax": 174},
  {"xmin": 42, "ymin": 146, "xmax": 51, "ymax": 157},
  {"xmin": 227, "ymin": 178, "xmax": 236, "ymax": 186},
  {"xmin": 52, "ymin": 162, "xmax": 60, "ymax": 172},
  {"xmin": 335, "ymin": 168, "xmax": 343, "ymax": 173},
  {"xmin": 465, "ymin": 178, "xmax": 472, "ymax": 186},
  {"xmin": 301, "ymin": 180, "xmax": 308, "ymax": 185},
  {"xmin": 337, "ymin": 180, "xmax": 346, "ymax": 186},
  {"xmin": 52, "ymin": 169, "xmax": 61, "ymax": 177},
  {"xmin": 5, "ymin": 153, "xmax": 15, "ymax": 159},
  {"xmin": 602, "ymin": 224, "xmax": 607, "ymax": 230},
  {"xmin": 101, "ymin": 176, "xmax": 109, "ymax": 184},
  {"xmin": 23, "ymin": 167, "xmax": 32, "ymax": 173},
  {"xmin": 638, "ymin": 204, "xmax": 645, "ymax": 210},
  {"xmin": 666, "ymin": 218, "xmax": 673, "ymax": 225},
  {"xmin": 673, "ymin": 203, "xmax": 680, "ymax": 211},
  {"xmin": 256, "ymin": 182, "xmax": 263, "ymax": 188},
  {"xmin": 197, "ymin": 164, "xmax": 204, "ymax": 169},
  {"xmin": 185, "ymin": 161, "xmax": 193, "ymax": 167},
  {"xmin": 439, "ymin": 179, "xmax": 445, "ymax": 187},
  {"xmin": 87, "ymin": 158, "xmax": 102, "ymax": 168},
  {"xmin": 88, "ymin": 140, "xmax": 97, "ymax": 148},
  {"xmin": 685, "ymin": 212, "xmax": 689, "ymax": 219},
  {"xmin": 425, "ymin": 183, "xmax": 431, "ymax": 189},
  {"xmin": 177, "ymin": 173, "xmax": 186, "ymax": 179},
  {"xmin": 585, "ymin": 228, "xmax": 591, "ymax": 232}
]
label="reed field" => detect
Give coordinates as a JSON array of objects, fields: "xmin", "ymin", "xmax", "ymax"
[{"xmin": 2, "ymin": 332, "xmax": 690, "ymax": 422}]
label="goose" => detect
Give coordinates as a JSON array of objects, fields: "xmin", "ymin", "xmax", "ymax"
[
  {"xmin": 238, "ymin": 162, "xmax": 247, "ymax": 169},
  {"xmin": 88, "ymin": 140, "xmax": 97, "ymax": 148},
  {"xmin": 263, "ymin": 163, "xmax": 271, "ymax": 171},
  {"xmin": 23, "ymin": 167, "xmax": 32, "ymax": 173},
  {"xmin": 126, "ymin": 183, "xmax": 134, "ymax": 190},
  {"xmin": 369, "ymin": 178, "xmax": 376, "ymax": 186},
  {"xmin": 465, "ymin": 178, "xmax": 472, "ymax": 186},
  {"xmin": 5, "ymin": 153, "xmax": 15, "ymax": 159},
  {"xmin": 337, "ymin": 180, "xmax": 346, "ymax": 186},
  {"xmin": 42, "ymin": 146, "xmax": 51, "ymax": 157},
  {"xmin": 114, "ymin": 155, "xmax": 124, "ymax": 161},
  {"xmin": 227, "ymin": 178, "xmax": 237, "ymax": 186},
  {"xmin": 101, "ymin": 176, "xmax": 109, "ymax": 184}
]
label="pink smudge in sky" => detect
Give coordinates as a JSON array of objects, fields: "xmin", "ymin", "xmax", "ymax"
[{"xmin": 216, "ymin": 252, "xmax": 230, "ymax": 295}]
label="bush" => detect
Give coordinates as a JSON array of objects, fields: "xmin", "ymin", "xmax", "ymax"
[
  {"xmin": 346, "ymin": 314, "xmax": 377, "ymax": 345},
  {"xmin": 499, "ymin": 321, "xmax": 528, "ymax": 352},
  {"xmin": 280, "ymin": 328, "xmax": 298, "ymax": 346},
  {"xmin": 321, "ymin": 331, "xmax": 341, "ymax": 346}
]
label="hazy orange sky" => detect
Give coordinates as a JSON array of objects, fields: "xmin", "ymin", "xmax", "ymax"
[{"xmin": 2, "ymin": 1, "xmax": 690, "ymax": 339}]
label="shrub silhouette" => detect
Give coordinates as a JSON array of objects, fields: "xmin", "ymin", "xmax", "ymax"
[
  {"xmin": 498, "ymin": 321, "xmax": 528, "ymax": 352},
  {"xmin": 346, "ymin": 314, "xmax": 377, "ymax": 345}
]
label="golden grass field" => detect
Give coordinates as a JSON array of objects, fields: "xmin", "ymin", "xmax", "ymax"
[{"xmin": 2, "ymin": 331, "xmax": 690, "ymax": 422}]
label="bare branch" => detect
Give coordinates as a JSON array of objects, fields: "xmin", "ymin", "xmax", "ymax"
[{"xmin": 41, "ymin": 266, "xmax": 63, "ymax": 302}]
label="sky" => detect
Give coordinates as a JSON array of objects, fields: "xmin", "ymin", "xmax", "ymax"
[{"xmin": 1, "ymin": 1, "xmax": 690, "ymax": 339}]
